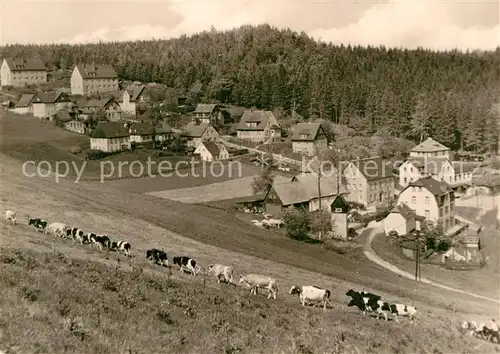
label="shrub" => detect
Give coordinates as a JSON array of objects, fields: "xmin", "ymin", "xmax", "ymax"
[
  {"xmin": 85, "ymin": 150, "xmax": 106, "ymax": 160},
  {"xmin": 283, "ymin": 208, "xmax": 311, "ymax": 241},
  {"xmin": 70, "ymin": 146, "xmax": 82, "ymax": 154}
]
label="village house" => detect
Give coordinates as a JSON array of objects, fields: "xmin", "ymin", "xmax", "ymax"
[
  {"xmin": 12, "ymin": 94, "xmax": 36, "ymax": 114},
  {"xmin": 236, "ymin": 110, "xmax": 281, "ymax": 143},
  {"xmin": 194, "ymin": 141, "xmax": 229, "ymax": 162},
  {"xmin": 399, "ymin": 157, "xmax": 479, "ymax": 189},
  {"xmin": 191, "ymin": 104, "xmax": 226, "ymax": 126},
  {"xmin": 32, "ymin": 92, "xmax": 72, "ymax": 119},
  {"xmin": 70, "ymin": 64, "xmax": 119, "ymax": 95},
  {"xmin": 265, "ymin": 172, "xmax": 348, "ymax": 216},
  {"xmin": 129, "ymin": 121, "xmax": 172, "ymax": 143},
  {"xmin": 76, "ymin": 97, "xmax": 121, "ymax": 121},
  {"xmin": 343, "ymin": 157, "xmax": 395, "ymax": 208},
  {"xmin": 56, "ymin": 109, "xmax": 87, "ymax": 134},
  {"xmin": 383, "ymin": 203, "xmax": 424, "ymax": 236},
  {"xmin": 397, "ymin": 176, "xmax": 455, "ymax": 231},
  {"xmin": 409, "ymin": 137, "xmax": 451, "ymax": 159},
  {"xmin": 182, "ymin": 121, "xmax": 219, "ymax": 148},
  {"xmin": 90, "ymin": 122, "xmax": 131, "ymax": 152},
  {"xmin": 1, "ymin": 58, "xmax": 47, "ymax": 87},
  {"xmin": 111, "ymin": 85, "xmax": 149, "ymax": 116},
  {"xmin": 291, "ymin": 122, "xmax": 328, "ymax": 156}
]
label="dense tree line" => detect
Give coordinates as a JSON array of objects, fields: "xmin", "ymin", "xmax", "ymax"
[{"xmin": 2, "ymin": 25, "xmax": 499, "ymax": 152}]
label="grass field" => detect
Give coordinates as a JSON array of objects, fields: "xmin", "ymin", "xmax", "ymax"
[
  {"xmin": 148, "ymin": 175, "xmax": 289, "ymax": 203},
  {"xmin": 1, "ymin": 112, "xmax": 500, "ymax": 352}
]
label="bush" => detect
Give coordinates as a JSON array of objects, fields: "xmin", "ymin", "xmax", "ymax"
[
  {"xmin": 85, "ymin": 150, "xmax": 106, "ymax": 160},
  {"xmin": 283, "ymin": 208, "xmax": 311, "ymax": 241},
  {"xmin": 70, "ymin": 146, "xmax": 82, "ymax": 154}
]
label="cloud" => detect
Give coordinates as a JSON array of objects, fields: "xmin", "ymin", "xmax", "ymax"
[{"xmin": 65, "ymin": 0, "xmax": 500, "ymax": 51}]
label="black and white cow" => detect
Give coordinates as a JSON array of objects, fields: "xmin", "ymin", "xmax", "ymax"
[
  {"xmin": 28, "ymin": 218, "xmax": 48, "ymax": 232},
  {"xmin": 66, "ymin": 227, "xmax": 88, "ymax": 243},
  {"xmin": 110, "ymin": 240, "xmax": 132, "ymax": 257},
  {"xmin": 88, "ymin": 233, "xmax": 110, "ymax": 250},
  {"xmin": 173, "ymin": 256, "xmax": 200, "ymax": 275},
  {"xmin": 146, "ymin": 248, "xmax": 169, "ymax": 267},
  {"xmin": 345, "ymin": 289, "xmax": 382, "ymax": 316}
]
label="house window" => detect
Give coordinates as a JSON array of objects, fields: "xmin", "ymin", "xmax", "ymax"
[
  {"xmin": 425, "ymin": 196, "xmax": 429, "ymax": 204},
  {"xmin": 411, "ymin": 196, "xmax": 416, "ymax": 204},
  {"xmin": 404, "ymin": 177, "xmax": 407, "ymax": 184},
  {"xmin": 425, "ymin": 210, "xmax": 430, "ymax": 217},
  {"xmin": 403, "ymin": 167, "xmax": 407, "ymax": 172}
]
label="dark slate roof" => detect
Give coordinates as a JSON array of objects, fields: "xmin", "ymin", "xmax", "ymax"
[
  {"xmin": 91, "ymin": 122, "xmax": 129, "ymax": 139},
  {"xmin": 391, "ymin": 203, "xmax": 417, "ymax": 220},
  {"xmin": 79, "ymin": 97, "xmax": 116, "ymax": 108},
  {"xmin": 411, "ymin": 137, "xmax": 449, "ymax": 152},
  {"xmin": 155, "ymin": 122, "xmax": 172, "ymax": 134},
  {"xmin": 237, "ymin": 110, "xmax": 276, "ymax": 131},
  {"xmin": 126, "ymin": 85, "xmax": 145, "ymax": 102},
  {"xmin": 408, "ymin": 176, "xmax": 452, "ymax": 197},
  {"xmin": 129, "ymin": 121, "xmax": 154, "ymax": 136},
  {"xmin": 76, "ymin": 64, "xmax": 118, "ymax": 79},
  {"xmin": 194, "ymin": 103, "xmax": 217, "ymax": 114},
  {"xmin": 202, "ymin": 141, "xmax": 220, "ymax": 156},
  {"xmin": 183, "ymin": 121, "xmax": 211, "ymax": 137},
  {"xmin": 15, "ymin": 94, "xmax": 36, "ymax": 108},
  {"xmin": 291, "ymin": 122, "xmax": 324, "ymax": 141},
  {"xmin": 4, "ymin": 58, "xmax": 46, "ymax": 71},
  {"xmin": 348, "ymin": 157, "xmax": 393, "ymax": 181},
  {"xmin": 33, "ymin": 92, "xmax": 66, "ymax": 104}
]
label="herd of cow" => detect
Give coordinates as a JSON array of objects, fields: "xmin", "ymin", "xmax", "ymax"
[{"xmin": 4, "ymin": 209, "xmax": 500, "ymax": 341}]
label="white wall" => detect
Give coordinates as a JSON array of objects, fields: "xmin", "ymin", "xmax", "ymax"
[{"xmin": 70, "ymin": 66, "xmax": 83, "ymax": 95}]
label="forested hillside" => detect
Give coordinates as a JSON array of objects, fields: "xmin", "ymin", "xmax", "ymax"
[{"xmin": 2, "ymin": 25, "xmax": 499, "ymax": 151}]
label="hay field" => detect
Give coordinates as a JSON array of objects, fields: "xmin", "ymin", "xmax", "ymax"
[{"xmin": 147, "ymin": 175, "xmax": 289, "ymax": 203}]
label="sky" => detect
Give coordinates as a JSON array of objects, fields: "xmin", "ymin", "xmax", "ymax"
[{"xmin": 0, "ymin": 0, "xmax": 499, "ymax": 51}]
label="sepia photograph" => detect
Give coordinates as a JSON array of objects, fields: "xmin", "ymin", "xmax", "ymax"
[{"xmin": 0, "ymin": 0, "xmax": 499, "ymax": 353}]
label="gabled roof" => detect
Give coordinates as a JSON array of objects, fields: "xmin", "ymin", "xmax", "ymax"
[
  {"xmin": 201, "ymin": 141, "xmax": 221, "ymax": 156},
  {"xmin": 237, "ymin": 110, "xmax": 276, "ymax": 131},
  {"xmin": 407, "ymin": 176, "xmax": 452, "ymax": 197},
  {"xmin": 79, "ymin": 97, "xmax": 117, "ymax": 108},
  {"xmin": 91, "ymin": 122, "xmax": 129, "ymax": 139},
  {"xmin": 347, "ymin": 157, "xmax": 393, "ymax": 181},
  {"xmin": 155, "ymin": 122, "xmax": 172, "ymax": 134},
  {"xmin": 129, "ymin": 121, "xmax": 154, "ymax": 136},
  {"xmin": 33, "ymin": 92, "xmax": 66, "ymax": 104},
  {"xmin": 291, "ymin": 123, "xmax": 325, "ymax": 141},
  {"xmin": 194, "ymin": 103, "xmax": 218, "ymax": 114},
  {"xmin": 75, "ymin": 64, "xmax": 118, "ymax": 79},
  {"xmin": 411, "ymin": 137, "xmax": 449, "ymax": 153},
  {"xmin": 272, "ymin": 173, "xmax": 346, "ymax": 206},
  {"xmin": 390, "ymin": 203, "xmax": 417, "ymax": 220},
  {"xmin": 183, "ymin": 121, "xmax": 211, "ymax": 138},
  {"xmin": 15, "ymin": 94, "xmax": 36, "ymax": 108},
  {"xmin": 126, "ymin": 85, "xmax": 145, "ymax": 102},
  {"xmin": 4, "ymin": 58, "xmax": 46, "ymax": 72}
]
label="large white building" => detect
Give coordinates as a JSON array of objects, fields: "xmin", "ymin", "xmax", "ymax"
[
  {"xmin": 1, "ymin": 58, "xmax": 47, "ymax": 87},
  {"xmin": 397, "ymin": 176, "xmax": 455, "ymax": 231},
  {"xmin": 70, "ymin": 64, "xmax": 119, "ymax": 95},
  {"xmin": 410, "ymin": 137, "xmax": 451, "ymax": 159}
]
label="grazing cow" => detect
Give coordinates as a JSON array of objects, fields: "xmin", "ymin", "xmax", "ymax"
[
  {"xmin": 44, "ymin": 222, "xmax": 68, "ymax": 238},
  {"xmin": 5, "ymin": 210, "xmax": 17, "ymax": 225},
  {"xmin": 239, "ymin": 274, "xmax": 278, "ymax": 299},
  {"xmin": 346, "ymin": 289, "xmax": 382, "ymax": 316},
  {"xmin": 173, "ymin": 256, "xmax": 200, "ymax": 275},
  {"xmin": 28, "ymin": 218, "xmax": 48, "ymax": 232},
  {"xmin": 207, "ymin": 264, "xmax": 234, "ymax": 284},
  {"xmin": 385, "ymin": 303, "xmax": 417, "ymax": 322},
  {"xmin": 67, "ymin": 228, "xmax": 88, "ymax": 244},
  {"xmin": 289, "ymin": 285, "xmax": 331, "ymax": 310},
  {"xmin": 146, "ymin": 249, "xmax": 169, "ymax": 267},
  {"xmin": 110, "ymin": 240, "xmax": 132, "ymax": 257},
  {"xmin": 89, "ymin": 234, "xmax": 110, "ymax": 250}
]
